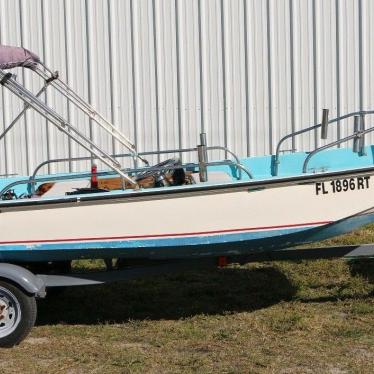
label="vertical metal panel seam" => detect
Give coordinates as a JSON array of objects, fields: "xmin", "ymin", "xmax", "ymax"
[
  {"xmin": 312, "ymin": 0, "xmax": 318, "ymax": 148},
  {"xmin": 266, "ymin": 0, "xmax": 273, "ymax": 152},
  {"xmin": 19, "ymin": 0, "xmax": 30, "ymax": 174},
  {"xmin": 174, "ymin": 0, "xmax": 183, "ymax": 158},
  {"xmin": 243, "ymin": 0, "xmax": 250, "ymax": 156},
  {"xmin": 220, "ymin": 0, "xmax": 227, "ymax": 149},
  {"xmin": 289, "ymin": 0, "xmax": 295, "ymax": 151},
  {"xmin": 62, "ymin": 0, "xmax": 73, "ymax": 171},
  {"xmin": 84, "ymin": 0, "xmax": 93, "ymax": 142},
  {"xmin": 40, "ymin": 0, "xmax": 52, "ymax": 173},
  {"xmin": 198, "ymin": 0, "xmax": 205, "ymax": 133},
  {"xmin": 335, "ymin": 0, "xmax": 341, "ymax": 141},
  {"xmin": 129, "ymin": 0, "xmax": 138, "ymax": 149},
  {"xmin": 151, "ymin": 0, "xmax": 160, "ymax": 161},
  {"xmin": 106, "ymin": 0, "xmax": 116, "ymax": 155},
  {"xmin": 358, "ymin": 0, "xmax": 363, "ymax": 111}
]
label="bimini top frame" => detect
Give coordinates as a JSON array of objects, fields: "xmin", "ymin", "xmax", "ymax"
[{"xmin": 0, "ymin": 45, "xmax": 144, "ymax": 188}]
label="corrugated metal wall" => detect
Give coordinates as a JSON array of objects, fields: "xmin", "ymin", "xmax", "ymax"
[{"xmin": 1, "ymin": 0, "xmax": 374, "ymax": 176}]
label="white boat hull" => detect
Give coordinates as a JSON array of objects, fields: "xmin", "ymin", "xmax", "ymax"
[{"xmin": 0, "ymin": 171, "xmax": 373, "ymax": 262}]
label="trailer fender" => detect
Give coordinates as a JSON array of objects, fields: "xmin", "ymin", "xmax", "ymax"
[{"xmin": 0, "ymin": 263, "xmax": 46, "ymax": 297}]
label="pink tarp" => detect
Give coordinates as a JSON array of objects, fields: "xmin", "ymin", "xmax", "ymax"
[{"xmin": 0, "ymin": 45, "xmax": 40, "ymax": 70}]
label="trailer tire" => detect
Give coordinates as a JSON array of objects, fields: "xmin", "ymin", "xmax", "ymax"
[{"xmin": 0, "ymin": 280, "xmax": 37, "ymax": 348}]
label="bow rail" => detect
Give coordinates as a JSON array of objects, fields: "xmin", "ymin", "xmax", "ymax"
[{"xmin": 273, "ymin": 109, "xmax": 374, "ymax": 176}]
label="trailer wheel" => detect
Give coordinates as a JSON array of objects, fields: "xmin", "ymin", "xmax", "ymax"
[{"xmin": 0, "ymin": 280, "xmax": 37, "ymax": 348}]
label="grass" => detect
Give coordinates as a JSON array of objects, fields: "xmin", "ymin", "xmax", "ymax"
[{"xmin": 1, "ymin": 227, "xmax": 374, "ymax": 373}]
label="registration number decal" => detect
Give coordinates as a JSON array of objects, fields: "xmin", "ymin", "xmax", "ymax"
[{"xmin": 315, "ymin": 176, "xmax": 370, "ymax": 195}]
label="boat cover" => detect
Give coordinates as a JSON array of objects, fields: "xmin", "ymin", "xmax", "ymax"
[{"xmin": 0, "ymin": 45, "xmax": 40, "ymax": 70}]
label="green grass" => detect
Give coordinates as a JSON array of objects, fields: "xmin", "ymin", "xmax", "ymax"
[{"xmin": 1, "ymin": 226, "xmax": 374, "ymax": 373}]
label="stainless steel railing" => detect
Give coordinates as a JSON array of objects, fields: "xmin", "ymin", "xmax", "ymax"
[
  {"xmin": 302, "ymin": 117, "xmax": 374, "ymax": 173},
  {"xmin": 28, "ymin": 146, "xmax": 251, "ymax": 194},
  {"xmin": 273, "ymin": 109, "xmax": 374, "ymax": 176}
]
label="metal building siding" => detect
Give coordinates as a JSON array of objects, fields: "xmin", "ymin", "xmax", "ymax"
[{"xmin": 0, "ymin": 0, "xmax": 372, "ymax": 175}]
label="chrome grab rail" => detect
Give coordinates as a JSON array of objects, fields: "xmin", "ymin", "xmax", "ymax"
[
  {"xmin": 302, "ymin": 121, "xmax": 374, "ymax": 173},
  {"xmin": 28, "ymin": 146, "xmax": 251, "ymax": 194},
  {"xmin": 273, "ymin": 109, "xmax": 374, "ymax": 176},
  {"xmin": 30, "ymin": 148, "xmax": 198, "ymax": 186},
  {"xmin": 0, "ymin": 159, "xmax": 252, "ymax": 198}
]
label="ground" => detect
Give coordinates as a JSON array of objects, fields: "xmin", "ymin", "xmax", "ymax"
[{"xmin": 1, "ymin": 226, "xmax": 373, "ymax": 373}]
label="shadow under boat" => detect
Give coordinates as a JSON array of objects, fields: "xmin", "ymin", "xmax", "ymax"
[
  {"xmin": 35, "ymin": 255, "xmax": 373, "ymax": 326},
  {"xmin": 36, "ymin": 265, "xmax": 297, "ymax": 325}
]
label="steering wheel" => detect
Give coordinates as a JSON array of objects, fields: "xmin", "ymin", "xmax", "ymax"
[{"xmin": 135, "ymin": 159, "xmax": 180, "ymax": 181}]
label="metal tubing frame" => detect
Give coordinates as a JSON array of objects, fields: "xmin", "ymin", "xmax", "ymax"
[
  {"xmin": 359, "ymin": 114, "xmax": 366, "ymax": 156},
  {"xmin": 353, "ymin": 116, "xmax": 360, "ymax": 153},
  {"xmin": 30, "ymin": 148, "xmax": 198, "ymax": 185},
  {"xmin": 320, "ymin": 108, "xmax": 329, "ymax": 140},
  {"xmin": 302, "ymin": 124, "xmax": 374, "ymax": 173},
  {"xmin": 0, "ymin": 69, "xmax": 137, "ymax": 188},
  {"xmin": 198, "ymin": 133, "xmax": 208, "ymax": 182},
  {"xmin": 273, "ymin": 109, "xmax": 374, "ymax": 176},
  {"xmin": 35, "ymin": 66, "xmax": 146, "ymax": 164},
  {"xmin": 28, "ymin": 146, "xmax": 250, "ymax": 194},
  {"xmin": 0, "ymin": 84, "xmax": 50, "ymax": 142}
]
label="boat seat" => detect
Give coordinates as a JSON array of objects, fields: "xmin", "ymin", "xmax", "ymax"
[
  {"xmin": 40, "ymin": 180, "xmax": 90, "ymax": 198},
  {"xmin": 191, "ymin": 171, "xmax": 232, "ymax": 184}
]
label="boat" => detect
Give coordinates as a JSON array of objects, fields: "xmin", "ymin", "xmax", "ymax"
[{"xmin": 1, "ymin": 45, "xmax": 374, "ymax": 264}]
